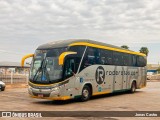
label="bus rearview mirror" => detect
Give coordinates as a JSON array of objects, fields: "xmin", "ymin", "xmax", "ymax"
[
  {"xmin": 21, "ymin": 54, "xmax": 34, "ymax": 67},
  {"xmin": 58, "ymin": 51, "xmax": 77, "ymax": 65}
]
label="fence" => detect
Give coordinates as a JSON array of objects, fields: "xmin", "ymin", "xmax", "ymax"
[
  {"xmin": 0, "ymin": 73, "xmax": 28, "ymax": 84},
  {"xmin": 147, "ymin": 74, "xmax": 160, "ymax": 80}
]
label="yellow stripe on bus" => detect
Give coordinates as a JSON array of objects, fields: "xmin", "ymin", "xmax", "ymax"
[
  {"xmin": 93, "ymin": 90, "xmax": 111, "ymax": 96},
  {"xmin": 69, "ymin": 42, "xmax": 146, "ymax": 56},
  {"xmin": 30, "ymin": 95, "xmax": 71, "ymax": 100},
  {"xmin": 21, "ymin": 54, "xmax": 34, "ymax": 67},
  {"xmin": 59, "ymin": 51, "xmax": 77, "ymax": 65}
]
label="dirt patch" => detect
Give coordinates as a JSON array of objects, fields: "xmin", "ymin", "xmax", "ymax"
[
  {"xmin": 147, "ymin": 80, "xmax": 160, "ymax": 82},
  {"xmin": 6, "ymin": 83, "xmax": 28, "ymax": 89}
]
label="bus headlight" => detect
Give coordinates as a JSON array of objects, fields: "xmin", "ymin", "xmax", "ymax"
[{"xmin": 52, "ymin": 87, "xmax": 59, "ymax": 91}]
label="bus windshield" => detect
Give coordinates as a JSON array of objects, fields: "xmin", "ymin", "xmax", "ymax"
[{"xmin": 29, "ymin": 48, "xmax": 67, "ymax": 84}]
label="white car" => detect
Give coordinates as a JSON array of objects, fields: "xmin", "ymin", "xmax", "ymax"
[{"xmin": 0, "ymin": 81, "xmax": 5, "ymax": 91}]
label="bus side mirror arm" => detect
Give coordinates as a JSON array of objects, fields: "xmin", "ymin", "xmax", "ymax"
[
  {"xmin": 72, "ymin": 72, "xmax": 76, "ymax": 77},
  {"xmin": 21, "ymin": 54, "xmax": 34, "ymax": 67},
  {"xmin": 59, "ymin": 51, "xmax": 77, "ymax": 65}
]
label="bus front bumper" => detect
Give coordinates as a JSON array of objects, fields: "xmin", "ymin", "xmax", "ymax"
[{"xmin": 28, "ymin": 86, "xmax": 71, "ymax": 100}]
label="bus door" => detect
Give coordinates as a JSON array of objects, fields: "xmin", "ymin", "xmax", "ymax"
[{"xmin": 64, "ymin": 58, "xmax": 76, "ymax": 88}]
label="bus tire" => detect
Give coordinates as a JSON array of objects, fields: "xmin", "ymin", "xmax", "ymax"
[
  {"xmin": 81, "ymin": 85, "xmax": 91, "ymax": 102},
  {"xmin": 1, "ymin": 87, "xmax": 5, "ymax": 91},
  {"xmin": 0, "ymin": 85, "xmax": 5, "ymax": 91},
  {"xmin": 130, "ymin": 81, "xmax": 136, "ymax": 93}
]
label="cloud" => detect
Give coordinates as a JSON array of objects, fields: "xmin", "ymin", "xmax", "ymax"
[
  {"xmin": 1, "ymin": 0, "xmax": 159, "ymax": 35},
  {"xmin": 0, "ymin": 0, "xmax": 160, "ymax": 63}
]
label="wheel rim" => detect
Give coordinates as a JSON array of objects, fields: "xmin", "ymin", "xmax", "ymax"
[{"xmin": 83, "ymin": 89, "xmax": 89, "ymax": 98}]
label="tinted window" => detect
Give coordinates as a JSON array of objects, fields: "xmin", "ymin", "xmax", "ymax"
[
  {"xmin": 137, "ymin": 56, "xmax": 146, "ymax": 67},
  {"xmin": 64, "ymin": 58, "xmax": 75, "ymax": 79},
  {"xmin": 84, "ymin": 47, "xmax": 96, "ymax": 66},
  {"xmin": 80, "ymin": 47, "xmax": 101, "ymax": 71},
  {"xmin": 100, "ymin": 49, "xmax": 113, "ymax": 65},
  {"xmin": 121, "ymin": 54, "xmax": 132, "ymax": 66},
  {"xmin": 113, "ymin": 52, "xmax": 123, "ymax": 66},
  {"xmin": 68, "ymin": 46, "xmax": 85, "ymax": 57},
  {"xmin": 87, "ymin": 47, "xmax": 96, "ymax": 65},
  {"xmin": 68, "ymin": 46, "xmax": 85, "ymax": 73},
  {"xmin": 132, "ymin": 55, "xmax": 137, "ymax": 66},
  {"xmin": 79, "ymin": 46, "xmax": 146, "ymax": 71},
  {"xmin": 122, "ymin": 54, "xmax": 129, "ymax": 66},
  {"xmin": 46, "ymin": 47, "xmax": 67, "ymax": 57}
]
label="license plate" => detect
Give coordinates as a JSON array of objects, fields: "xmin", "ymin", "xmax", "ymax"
[{"xmin": 38, "ymin": 94, "xmax": 43, "ymax": 97}]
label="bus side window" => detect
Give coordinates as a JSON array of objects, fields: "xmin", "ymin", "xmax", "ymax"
[
  {"xmin": 68, "ymin": 46, "xmax": 86, "ymax": 73},
  {"xmin": 94, "ymin": 48, "xmax": 101, "ymax": 64},
  {"xmin": 122, "ymin": 54, "xmax": 131, "ymax": 66},
  {"xmin": 132, "ymin": 55, "xmax": 137, "ymax": 66},
  {"xmin": 106, "ymin": 50, "xmax": 113, "ymax": 65},
  {"xmin": 64, "ymin": 58, "xmax": 75, "ymax": 79},
  {"xmin": 80, "ymin": 47, "xmax": 100, "ymax": 71},
  {"xmin": 84, "ymin": 47, "xmax": 95, "ymax": 67},
  {"xmin": 122, "ymin": 54, "xmax": 127, "ymax": 66},
  {"xmin": 100, "ymin": 49, "xmax": 105, "ymax": 65},
  {"xmin": 113, "ymin": 52, "xmax": 122, "ymax": 66},
  {"xmin": 100, "ymin": 49, "xmax": 113, "ymax": 65},
  {"xmin": 137, "ymin": 56, "xmax": 146, "ymax": 67}
]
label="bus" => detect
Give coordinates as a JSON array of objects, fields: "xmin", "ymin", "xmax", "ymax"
[{"xmin": 21, "ymin": 39, "xmax": 147, "ymax": 101}]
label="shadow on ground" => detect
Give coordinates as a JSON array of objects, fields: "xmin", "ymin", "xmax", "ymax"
[{"xmin": 33, "ymin": 91, "xmax": 143, "ymax": 105}]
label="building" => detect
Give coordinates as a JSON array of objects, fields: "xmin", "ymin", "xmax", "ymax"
[
  {"xmin": 147, "ymin": 64, "xmax": 160, "ymax": 75},
  {"xmin": 0, "ymin": 61, "xmax": 30, "ymax": 75}
]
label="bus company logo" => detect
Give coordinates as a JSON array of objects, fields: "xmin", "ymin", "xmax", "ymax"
[{"xmin": 95, "ymin": 66, "xmax": 105, "ymax": 84}]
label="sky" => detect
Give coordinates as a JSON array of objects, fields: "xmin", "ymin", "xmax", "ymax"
[{"xmin": 0, "ymin": 0, "xmax": 160, "ymax": 64}]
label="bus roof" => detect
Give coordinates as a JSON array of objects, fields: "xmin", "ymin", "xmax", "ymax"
[{"xmin": 37, "ymin": 39, "xmax": 146, "ymax": 56}]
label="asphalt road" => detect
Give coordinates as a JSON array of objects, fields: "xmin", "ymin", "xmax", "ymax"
[{"xmin": 0, "ymin": 81, "xmax": 160, "ymax": 120}]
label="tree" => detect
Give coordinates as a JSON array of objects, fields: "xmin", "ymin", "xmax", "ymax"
[
  {"xmin": 121, "ymin": 45, "xmax": 129, "ymax": 49},
  {"xmin": 139, "ymin": 47, "xmax": 149, "ymax": 56},
  {"xmin": 157, "ymin": 67, "xmax": 160, "ymax": 74}
]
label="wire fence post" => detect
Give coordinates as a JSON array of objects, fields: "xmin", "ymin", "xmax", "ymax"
[
  {"xmin": 26, "ymin": 74, "xmax": 28, "ymax": 84},
  {"xmin": 11, "ymin": 71, "xmax": 13, "ymax": 84}
]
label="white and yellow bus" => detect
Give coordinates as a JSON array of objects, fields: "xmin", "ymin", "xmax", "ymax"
[{"xmin": 21, "ymin": 39, "xmax": 147, "ymax": 101}]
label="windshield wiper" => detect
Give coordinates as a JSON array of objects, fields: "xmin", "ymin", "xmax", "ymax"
[
  {"xmin": 42, "ymin": 59, "xmax": 51, "ymax": 83},
  {"xmin": 32, "ymin": 58, "xmax": 45, "ymax": 82}
]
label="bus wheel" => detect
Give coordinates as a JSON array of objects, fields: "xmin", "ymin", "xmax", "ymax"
[
  {"xmin": 1, "ymin": 87, "xmax": 5, "ymax": 91},
  {"xmin": 0, "ymin": 86, "xmax": 5, "ymax": 91},
  {"xmin": 130, "ymin": 81, "xmax": 136, "ymax": 93},
  {"xmin": 81, "ymin": 85, "xmax": 91, "ymax": 102}
]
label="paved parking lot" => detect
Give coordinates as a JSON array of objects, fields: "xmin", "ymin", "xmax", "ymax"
[{"xmin": 0, "ymin": 81, "xmax": 160, "ymax": 120}]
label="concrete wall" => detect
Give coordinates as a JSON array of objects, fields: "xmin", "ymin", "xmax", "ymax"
[{"xmin": 147, "ymin": 74, "xmax": 160, "ymax": 80}]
